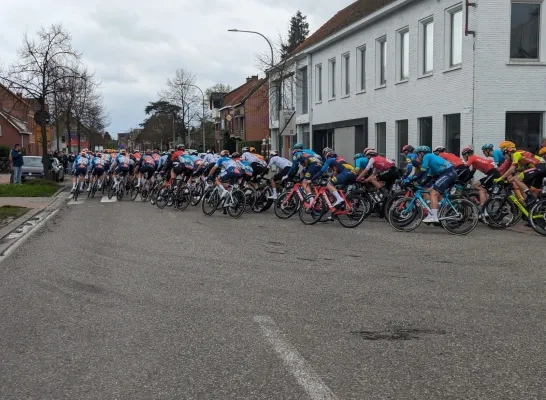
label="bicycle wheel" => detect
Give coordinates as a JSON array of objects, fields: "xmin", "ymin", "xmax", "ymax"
[
  {"xmin": 388, "ymin": 197, "xmax": 424, "ymax": 232},
  {"xmin": 482, "ymin": 195, "xmax": 514, "ymax": 229},
  {"xmin": 191, "ymin": 181, "xmax": 204, "ymax": 206},
  {"xmin": 227, "ymin": 189, "xmax": 246, "ymax": 219},
  {"xmin": 107, "ymin": 183, "xmax": 116, "ymax": 199},
  {"xmin": 274, "ymin": 191, "xmax": 300, "ymax": 219},
  {"xmin": 529, "ymin": 199, "xmax": 546, "ymax": 236},
  {"xmin": 253, "ymin": 187, "xmax": 274, "ymax": 213},
  {"xmin": 243, "ymin": 187, "xmax": 256, "ymax": 213},
  {"xmin": 175, "ymin": 184, "xmax": 192, "ymax": 211},
  {"xmin": 299, "ymin": 194, "xmax": 327, "ymax": 225},
  {"xmin": 202, "ymin": 188, "xmax": 220, "ymax": 215},
  {"xmin": 384, "ymin": 191, "xmax": 406, "ymax": 223},
  {"xmin": 91, "ymin": 182, "xmax": 98, "ymax": 198},
  {"xmin": 156, "ymin": 188, "xmax": 169, "ymax": 209},
  {"xmin": 73, "ymin": 187, "xmax": 80, "ymax": 201},
  {"xmin": 117, "ymin": 185, "xmax": 124, "ymax": 201},
  {"xmin": 336, "ymin": 192, "xmax": 366, "ymax": 228},
  {"xmin": 439, "ymin": 198, "xmax": 479, "ymax": 235}
]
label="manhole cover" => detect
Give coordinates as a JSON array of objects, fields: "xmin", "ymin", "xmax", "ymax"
[{"xmin": 350, "ymin": 327, "xmax": 446, "ymax": 340}]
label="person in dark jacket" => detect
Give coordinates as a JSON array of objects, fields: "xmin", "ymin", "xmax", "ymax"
[{"xmin": 11, "ymin": 144, "xmax": 24, "ymax": 184}]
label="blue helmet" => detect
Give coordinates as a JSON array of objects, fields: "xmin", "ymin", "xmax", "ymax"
[
  {"xmin": 293, "ymin": 143, "xmax": 303, "ymax": 150},
  {"xmin": 354, "ymin": 153, "xmax": 364, "ymax": 160},
  {"xmin": 415, "ymin": 145, "xmax": 431, "ymax": 153},
  {"xmin": 481, "ymin": 143, "xmax": 494, "ymax": 151}
]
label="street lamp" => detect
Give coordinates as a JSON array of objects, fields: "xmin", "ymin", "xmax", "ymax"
[{"xmin": 228, "ymin": 29, "xmax": 274, "ymax": 69}]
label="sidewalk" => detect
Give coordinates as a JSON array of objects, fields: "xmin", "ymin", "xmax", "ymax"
[{"xmin": 0, "ymin": 197, "xmax": 56, "ymax": 209}]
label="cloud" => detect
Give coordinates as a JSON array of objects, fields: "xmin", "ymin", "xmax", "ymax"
[{"xmin": 0, "ymin": 0, "xmax": 354, "ymax": 134}]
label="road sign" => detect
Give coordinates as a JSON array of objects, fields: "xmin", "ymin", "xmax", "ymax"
[
  {"xmin": 35, "ymin": 126, "xmax": 51, "ymax": 142},
  {"xmin": 34, "ymin": 110, "xmax": 51, "ymax": 125}
]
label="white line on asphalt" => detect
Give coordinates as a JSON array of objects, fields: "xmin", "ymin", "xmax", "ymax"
[
  {"xmin": 253, "ymin": 316, "xmax": 338, "ymax": 400},
  {"xmin": 100, "ymin": 196, "xmax": 117, "ymax": 203},
  {"xmin": 67, "ymin": 199, "xmax": 85, "ymax": 205}
]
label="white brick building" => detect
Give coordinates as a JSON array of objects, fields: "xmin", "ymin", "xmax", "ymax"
[{"xmin": 269, "ymin": 0, "xmax": 546, "ymax": 165}]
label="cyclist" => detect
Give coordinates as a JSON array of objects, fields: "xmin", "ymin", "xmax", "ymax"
[
  {"xmin": 157, "ymin": 151, "xmax": 169, "ymax": 171},
  {"xmin": 110, "ymin": 149, "xmax": 131, "ymax": 188},
  {"xmin": 353, "ymin": 153, "xmax": 369, "ymax": 174},
  {"xmin": 311, "ymin": 149, "xmax": 357, "ymax": 207},
  {"xmin": 241, "ymin": 146, "xmax": 267, "ymax": 183},
  {"xmin": 433, "ymin": 146, "xmax": 469, "ymax": 182},
  {"xmin": 414, "ymin": 145, "xmax": 457, "ymax": 223},
  {"xmin": 232, "ymin": 152, "xmax": 253, "ymax": 184},
  {"xmin": 357, "ymin": 149, "xmax": 398, "ymax": 196},
  {"xmin": 172, "ymin": 152, "xmax": 195, "ymax": 183},
  {"xmin": 71, "ymin": 149, "xmax": 89, "ymax": 193},
  {"xmin": 401, "ymin": 145, "xmax": 418, "ymax": 178},
  {"xmin": 151, "ymin": 148, "xmax": 161, "ymax": 166},
  {"xmin": 481, "ymin": 143, "xmax": 505, "ymax": 167},
  {"xmin": 461, "ymin": 147, "xmax": 499, "ymax": 206},
  {"xmin": 207, "ymin": 150, "xmax": 241, "ymax": 198},
  {"xmin": 89, "ymin": 152, "xmax": 106, "ymax": 191},
  {"xmin": 138, "ymin": 150, "xmax": 156, "ymax": 187},
  {"xmin": 286, "ymin": 143, "xmax": 322, "ymax": 197},
  {"xmin": 267, "ymin": 150, "xmax": 292, "ymax": 199}
]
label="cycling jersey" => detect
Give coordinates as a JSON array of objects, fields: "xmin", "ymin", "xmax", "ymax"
[
  {"xmin": 354, "ymin": 156, "xmax": 369, "ymax": 171},
  {"xmin": 492, "ymin": 149, "xmax": 505, "ymax": 166},
  {"xmin": 439, "ymin": 152, "xmax": 463, "ymax": 168},
  {"xmin": 421, "ymin": 153, "xmax": 453, "ymax": 176},
  {"xmin": 287, "ymin": 150, "xmax": 322, "ymax": 176},
  {"xmin": 215, "ymin": 156, "xmax": 236, "ymax": 170},
  {"xmin": 512, "ymin": 150, "xmax": 542, "ymax": 170},
  {"xmin": 158, "ymin": 155, "xmax": 169, "ymax": 170},
  {"xmin": 234, "ymin": 159, "xmax": 253, "ymax": 176},
  {"xmin": 177, "ymin": 154, "xmax": 195, "ymax": 170},
  {"xmin": 367, "ymin": 156, "xmax": 395, "ymax": 172},
  {"xmin": 141, "ymin": 155, "xmax": 156, "ymax": 167},
  {"xmin": 312, "ymin": 156, "xmax": 355, "ymax": 180},
  {"xmin": 465, "ymin": 155, "xmax": 496, "ymax": 174},
  {"xmin": 404, "ymin": 153, "xmax": 418, "ymax": 176},
  {"xmin": 116, "ymin": 155, "xmax": 130, "ymax": 169},
  {"xmin": 267, "ymin": 155, "xmax": 292, "ymax": 169},
  {"xmin": 92, "ymin": 158, "xmax": 106, "ymax": 170},
  {"xmin": 72, "ymin": 155, "xmax": 89, "ymax": 170},
  {"xmin": 151, "ymin": 152, "xmax": 161, "ymax": 166},
  {"xmin": 241, "ymin": 152, "xmax": 259, "ymax": 164},
  {"xmin": 203, "ymin": 153, "xmax": 216, "ymax": 164}
]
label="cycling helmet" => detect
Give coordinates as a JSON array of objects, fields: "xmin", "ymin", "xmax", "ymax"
[
  {"xmin": 503, "ymin": 147, "xmax": 516, "ymax": 155},
  {"xmin": 354, "ymin": 153, "xmax": 364, "ymax": 160},
  {"xmin": 539, "ymin": 147, "xmax": 546, "ymax": 156},
  {"xmin": 80, "ymin": 150, "xmax": 87, "ymax": 156},
  {"xmin": 176, "ymin": 144, "xmax": 185, "ymax": 150},
  {"xmin": 169, "ymin": 149, "xmax": 174, "ymax": 154},
  {"xmin": 162, "ymin": 151, "xmax": 167, "ymax": 155},
  {"xmin": 191, "ymin": 151, "xmax": 198, "ymax": 156},
  {"xmin": 415, "ymin": 146, "xmax": 431, "ymax": 153},
  {"xmin": 499, "ymin": 140, "xmax": 516, "ymax": 150},
  {"xmin": 120, "ymin": 149, "xmax": 126, "ymax": 155},
  {"xmin": 433, "ymin": 146, "xmax": 446, "ymax": 153},
  {"xmin": 363, "ymin": 147, "xmax": 371, "ymax": 154},
  {"xmin": 322, "ymin": 147, "xmax": 333, "ymax": 158},
  {"xmin": 134, "ymin": 150, "xmax": 140, "ymax": 153},
  {"xmin": 249, "ymin": 147, "xmax": 256, "ymax": 153},
  {"xmin": 401, "ymin": 145, "xmax": 415, "ymax": 153},
  {"xmin": 327, "ymin": 152, "xmax": 337, "ymax": 159},
  {"xmin": 96, "ymin": 152, "xmax": 102, "ymax": 157},
  {"xmin": 481, "ymin": 143, "xmax": 494, "ymax": 151},
  {"xmin": 293, "ymin": 143, "xmax": 303, "ymax": 150},
  {"xmin": 270, "ymin": 150, "xmax": 279, "ymax": 157},
  {"xmin": 241, "ymin": 146, "xmax": 249, "ymax": 153},
  {"xmin": 365, "ymin": 149, "xmax": 378, "ymax": 157},
  {"xmin": 461, "ymin": 147, "xmax": 474, "ymax": 156},
  {"xmin": 206, "ymin": 149, "xmax": 212, "ymax": 154},
  {"xmin": 145, "ymin": 149, "xmax": 152, "ymax": 155},
  {"xmin": 231, "ymin": 152, "xmax": 240, "ymax": 158},
  {"xmin": 220, "ymin": 149, "xmax": 230, "ymax": 156}
]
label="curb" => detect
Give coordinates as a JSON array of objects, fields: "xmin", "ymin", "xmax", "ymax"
[{"xmin": 52, "ymin": 185, "xmax": 68, "ymax": 197}]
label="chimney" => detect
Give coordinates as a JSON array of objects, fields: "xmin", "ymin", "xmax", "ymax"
[{"xmin": 246, "ymin": 75, "xmax": 259, "ymax": 83}]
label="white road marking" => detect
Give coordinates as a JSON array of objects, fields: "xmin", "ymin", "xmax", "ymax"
[
  {"xmin": 100, "ymin": 196, "xmax": 117, "ymax": 203},
  {"xmin": 67, "ymin": 199, "xmax": 85, "ymax": 205},
  {"xmin": 253, "ymin": 316, "xmax": 338, "ymax": 400}
]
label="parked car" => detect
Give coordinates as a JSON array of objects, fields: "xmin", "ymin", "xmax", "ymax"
[{"xmin": 12, "ymin": 156, "xmax": 65, "ymax": 182}]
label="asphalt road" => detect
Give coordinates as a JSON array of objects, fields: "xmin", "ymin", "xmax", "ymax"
[{"xmin": 0, "ymin": 195, "xmax": 545, "ymax": 399}]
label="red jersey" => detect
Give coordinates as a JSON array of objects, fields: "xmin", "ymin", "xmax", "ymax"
[
  {"xmin": 466, "ymin": 155, "xmax": 495, "ymax": 174},
  {"xmin": 439, "ymin": 152, "xmax": 463, "ymax": 168},
  {"xmin": 171, "ymin": 150, "xmax": 184, "ymax": 162},
  {"xmin": 370, "ymin": 156, "xmax": 395, "ymax": 172}
]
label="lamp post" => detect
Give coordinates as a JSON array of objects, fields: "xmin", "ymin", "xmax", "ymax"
[
  {"xmin": 228, "ymin": 29, "xmax": 274, "ymax": 70},
  {"xmin": 184, "ymin": 84, "xmax": 206, "ymax": 152}
]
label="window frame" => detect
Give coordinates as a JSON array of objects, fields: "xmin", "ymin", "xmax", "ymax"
[
  {"xmin": 376, "ymin": 122, "xmax": 387, "ymax": 157},
  {"xmin": 376, "ymin": 36, "xmax": 387, "ymax": 88},
  {"xmin": 445, "ymin": 4, "xmax": 463, "ymax": 70},
  {"xmin": 342, "ymin": 52, "xmax": 351, "ymax": 97},
  {"xmin": 444, "ymin": 113, "xmax": 461, "ymax": 156},
  {"xmin": 505, "ymin": 111, "xmax": 544, "ymax": 151},
  {"xmin": 509, "ymin": 1, "xmax": 543, "ymax": 61},
  {"xmin": 396, "ymin": 119, "xmax": 409, "ymax": 167},
  {"xmin": 315, "ymin": 64, "xmax": 322, "ymax": 103},
  {"xmin": 419, "ymin": 16, "xmax": 434, "ymax": 76},
  {"xmin": 396, "ymin": 27, "xmax": 410, "ymax": 82},
  {"xmin": 299, "ymin": 66, "xmax": 308, "ymax": 114},
  {"xmin": 356, "ymin": 45, "xmax": 366, "ymax": 93},
  {"xmin": 418, "ymin": 116, "xmax": 433, "ymax": 148},
  {"xmin": 328, "ymin": 57, "xmax": 336, "ymax": 100}
]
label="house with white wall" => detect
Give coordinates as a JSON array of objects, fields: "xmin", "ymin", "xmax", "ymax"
[{"xmin": 268, "ymin": 0, "xmax": 546, "ymax": 165}]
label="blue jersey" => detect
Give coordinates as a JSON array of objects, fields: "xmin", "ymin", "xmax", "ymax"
[
  {"xmin": 103, "ymin": 153, "xmax": 112, "ymax": 164},
  {"xmin": 354, "ymin": 156, "xmax": 369, "ymax": 170},
  {"xmin": 216, "ymin": 156, "xmax": 236, "ymax": 170},
  {"xmin": 421, "ymin": 153, "xmax": 453, "ymax": 176},
  {"xmin": 116, "ymin": 154, "xmax": 130, "ymax": 168},
  {"xmin": 404, "ymin": 153, "xmax": 418, "ymax": 176},
  {"xmin": 92, "ymin": 157, "xmax": 106, "ymax": 169},
  {"xmin": 189, "ymin": 155, "xmax": 201, "ymax": 163},
  {"xmin": 158, "ymin": 155, "xmax": 168, "ymax": 170},
  {"xmin": 313, "ymin": 156, "xmax": 355, "ymax": 180},
  {"xmin": 492, "ymin": 149, "xmax": 505, "ymax": 166},
  {"xmin": 288, "ymin": 150, "xmax": 322, "ymax": 175},
  {"xmin": 236, "ymin": 159, "xmax": 253, "ymax": 175},
  {"xmin": 178, "ymin": 154, "xmax": 195, "ymax": 170},
  {"xmin": 72, "ymin": 155, "xmax": 89, "ymax": 169}
]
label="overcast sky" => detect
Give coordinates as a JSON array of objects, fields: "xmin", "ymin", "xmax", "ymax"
[{"xmin": 0, "ymin": 0, "xmax": 354, "ymax": 137}]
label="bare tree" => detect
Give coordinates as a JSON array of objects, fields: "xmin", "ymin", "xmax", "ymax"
[
  {"xmin": 160, "ymin": 68, "xmax": 201, "ymax": 146},
  {"xmin": 0, "ymin": 24, "xmax": 82, "ymax": 175}
]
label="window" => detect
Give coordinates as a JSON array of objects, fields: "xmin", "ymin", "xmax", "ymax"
[
  {"xmin": 397, "ymin": 28, "xmax": 410, "ymax": 80},
  {"xmin": 420, "ymin": 18, "xmax": 434, "ymax": 74},
  {"xmin": 447, "ymin": 7, "xmax": 463, "ymax": 67},
  {"xmin": 445, "ymin": 114, "xmax": 461, "ymax": 156},
  {"xmin": 342, "ymin": 53, "xmax": 350, "ymax": 96},
  {"xmin": 299, "ymin": 67, "xmax": 308, "ymax": 114},
  {"xmin": 376, "ymin": 122, "xmax": 387, "ymax": 157},
  {"xmin": 418, "ymin": 117, "xmax": 433, "ymax": 147},
  {"xmin": 355, "ymin": 122, "xmax": 369, "ymax": 152},
  {"xmin": 396, "ymin": 120, "xmax": 409, "ymax": 167},
  {"xmin": 506, "ymin": 112, "xmax": 543, "ymax": 152},
  {"xmin": 510, "ymin": 3, "xmax": 541, "ymax": 59},
  {"xmin": 315, "ymin": 64, "xmax": 322, "ymax": 102},
  {"xmin": 329, "ymin": 58, "xmax": 336, "ymax": 99},
  {"xmin": 357, "ymin": 46, "xmax": 366, "ymax": 91},
  {"xmin": 376, "ymin": 37, "xmax": 387, "ymax": 86},
  {"xmin": 303, "ymin": 127, "xmax": 310, "ymax": 149}
]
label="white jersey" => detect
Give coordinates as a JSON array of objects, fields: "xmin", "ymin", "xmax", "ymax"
[
  {"xmin": 242, "ymin": 152, "xmax": 259, "ymax": 164},
  {"xmin": 203, "ymin": 153, "xmax": 216, "ymax": 164},
  {"xmin": 268, "ymin": 155, "xmax": 292, "ymax": 170}
]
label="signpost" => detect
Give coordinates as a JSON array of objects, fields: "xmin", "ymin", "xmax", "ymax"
[{"xmin": 33, "ymin": 110, "xmax": 51, "ymax": 125}]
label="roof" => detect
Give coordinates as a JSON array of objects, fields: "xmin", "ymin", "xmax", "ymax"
[
  {"xmin": 0, "ymin": 109, "xmax": 30, "ymax": 134},
  {"xmin": 222, "ymin": 78, "xmax": 267, "ymax": 108},
  {"xmin": 292, "ymin": 0, "xmax": 397, "ymax": 55}
]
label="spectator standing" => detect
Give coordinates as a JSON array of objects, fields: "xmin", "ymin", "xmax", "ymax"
[{"xmin": 11, "ymin": 144, "xmax": 24, "ymax": 184}]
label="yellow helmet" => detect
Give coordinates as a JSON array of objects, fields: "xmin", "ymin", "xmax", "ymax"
[
  {"xmin": 499, "ymin": 140, "xmax": 516, "ymax": 150},
  {"xmin": 249, "ymin": 147, "xmax": 256, "ymax": 153},
  {"xmin": 538, "ymin": 147, "xmax": 546, "ymax": 156}
]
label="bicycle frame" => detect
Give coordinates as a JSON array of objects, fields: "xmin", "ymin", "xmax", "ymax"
[
  {"xmin": 401, "ymin": 189, "xmax": 461, "ymax": 222},
  {"xmin": 307, "ymin": 186, "xmax": 353, "ymax": 215}
]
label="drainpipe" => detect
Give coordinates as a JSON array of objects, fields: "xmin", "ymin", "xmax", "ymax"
[
  {"xmin": 466, "ymin": 0, "xmax": 477, "ymax": 147},
  {"xmin": 308, "ymin": 53, "xmax": 313, "ymax": 151}
]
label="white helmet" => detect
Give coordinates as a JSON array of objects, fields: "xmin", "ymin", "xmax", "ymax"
[{"xmin": 270, "ymin": 150, "xmax": 278, "ymax": 157}]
